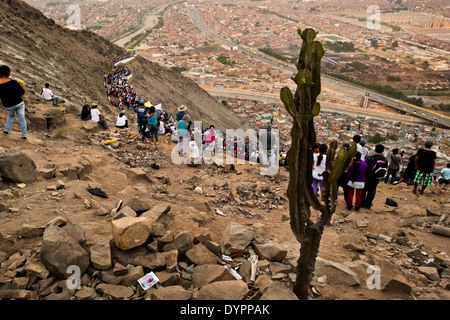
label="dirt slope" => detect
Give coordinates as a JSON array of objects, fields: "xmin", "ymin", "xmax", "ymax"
[{"xmin": 0, "ymin": 0, "xmax": 246, "ymax": 131}]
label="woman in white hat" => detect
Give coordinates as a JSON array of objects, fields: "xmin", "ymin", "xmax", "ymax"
[{"xmin": 176, "ymin": 105, "xmax": 188, "ymax": 122}]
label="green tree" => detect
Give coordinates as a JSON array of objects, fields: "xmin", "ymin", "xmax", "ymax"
[{"xmin": 370, "ymin": 132, "xmax": 384, "ymax": 143}]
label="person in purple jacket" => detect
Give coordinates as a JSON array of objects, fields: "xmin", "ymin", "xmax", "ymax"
[{"xmin": 347, "ymin": 151, "xmax": 367, "ymax": 211}]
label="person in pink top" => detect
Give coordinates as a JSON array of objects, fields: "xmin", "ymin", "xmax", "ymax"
[
  {"xmin": 203, "ymin": 125, "xmax": 216, "ymax": 163},
  {"xmin": 347, "ymin": 151, "xmax": 368, "ymax": 211}
]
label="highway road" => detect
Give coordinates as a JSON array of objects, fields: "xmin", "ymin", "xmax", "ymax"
[
  {"xmin": 113, "ymin": 1, "xmax": 178, "ymax": 47},
  {"xmin": 186, "ymin": 5, "xmax": 450, "ymax": 130},
  {"xmin": 204, "ymin": 87, "xmax": 429, "ymax": 126}
]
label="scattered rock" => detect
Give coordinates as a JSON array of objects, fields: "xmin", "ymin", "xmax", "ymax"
[
  {"xmin": 162, "ymin": 232, "xmax": 193, "ymax": 257},
  {"xmin": 192, "ymin": 264, "xmax": 236, "ymax": 288},
  {"xmin": 40, "ymin": 226, "xmax": 90, "ymax": 278},
  {"xmin": 151, "ymin": 285, "xmax": 193, "ymax": 300},
  {"xmin": 259, "ymin": 282, "xmax": 298, "ymax": 300},
  {"xmin": 24, "ymin": 262, "xmax": 50, "ymax": 280},
  {"xmin": 111, "ymin": 217, "xmax": 152, "ymax": 251},
  {"xmin": 220, "ymin": 221, "xmax": 254, "ymax": 255},
  {"xmin": 90, "ymin": 239, "xmax": 112, "ymax": 270},
  {"xmin": 0, "ymin": 150, "xmax": 37, "ymax": 183},
  {"xmin": 252, "ymin": 241, "xmax": 287, "ymax": 262},
  {"xmin": 418, "ymin": 266, "xmax": 441, "ymax": 282},
  {"xmin": 314, "ymin": 257, "xmax": 360, "ymax": 286},
  {"xmin": 198, "ymin": 280, "xmax": 249, "ymax": 300},
  {"xmin": 140, "ymin": 203, "xmax": 171, "ymax": 224},
  {"xmin": 185, "ymin": 243, "xmax": 220, "ymax": 265},
  {"xmin": 121, "ymin": 195, "xmax": 150, "ymax": 215},
  {"xmin": 19, "ymin": 224, "xmax": 45, "ymax": 238},
  {"xmin": 95, "ymin": 283, "xmax": 134, "ymax": 299}
]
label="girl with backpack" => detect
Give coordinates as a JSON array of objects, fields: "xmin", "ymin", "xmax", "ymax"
[{"xmin": 347, "ymin": 151, "xmax": 368, "ymax": 211}]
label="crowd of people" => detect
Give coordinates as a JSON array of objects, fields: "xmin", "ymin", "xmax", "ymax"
[
  {"xmin": 307, "ymin": 134, "xmax": 449, "ymax": 212},
  {"xmin": 111, "ymin": 51, "xmax": 136, "ymax": 65},
  {"xmin": 2, "ymin": 62, "xmax": 448, "ymax": 209}
]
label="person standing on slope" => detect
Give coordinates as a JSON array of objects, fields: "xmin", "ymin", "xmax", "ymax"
[{"xmin": 0, "ymin": 65, "xmax": 27, "ymax": 140}]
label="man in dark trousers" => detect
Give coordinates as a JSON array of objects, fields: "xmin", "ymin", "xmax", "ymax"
[
  {"xmin": 413, "ymin": 140, "xmax": 436, "ymax": 196},
  {"xmin": 361, "ymin": 144, "xmax": 388, "ymax": 209},
  {"xmin": 134, "ymin": 99, "xmax": 147, "ymax": 141}
]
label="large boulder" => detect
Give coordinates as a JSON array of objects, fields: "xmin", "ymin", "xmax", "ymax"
[
  {"xmin": 185, "ymin": 243, "xmax": 219, "ymax": 266},
  {"xmin": 252, "ymin": 241, "xmax": 287, "ymax": 262},
  {"xmin": 111, "ymin": 217, "xmax": 153, "ymax": 251},
  {"xmin": 0, "ymin": 232, "xmax": 17, "ymax": 256},
  {"xmin": 140, "ymin": 203, "xmax": 172, "ymax": 224},
  {"xmin": 121, "ymin": 195, "xmax": 150, "ymax": 215},
  {"xmin": 0, "ymin": 150, "xmax": 36, "ymax": 183},
  {"xmin": 259, "ymin": 282, "xmax": 298, "ymax": 300},
  {"xmin": 192, "ymin": 264, "xmax": 236, "ymax": 288},
  {"xmin": 95, "ymin": 283, "xmax": 134, "ymax": 299},
  {"xmin": 150, "ymin": 285, "xmax": 193, "ymax": 300},
  {"xmin": 110, "ymin": 245, "xmax": 166, "ymax": 270},
  {"xmin": 162, "ymin": 232, "xmax": 193, "ymax": 257},
  {"xmin": 220, "ymin": 221, "xmax": 254, "ymax": 255},
  {"xmin": 40, "ymin": 226, "xmax": 90, "ymax": 278},
  {"xmin": 314, "ymin": 257, "xmax": 360, "ymax": 286}
]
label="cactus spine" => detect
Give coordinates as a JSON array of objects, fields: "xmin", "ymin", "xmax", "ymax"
[{"xmin": 280, "ymin": 28, "xmax": 356, "ymax": 299}]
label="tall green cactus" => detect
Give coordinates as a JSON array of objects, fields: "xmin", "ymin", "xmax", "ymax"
[{"xmin": 281, "ymin": 28, "xmax": 356, "ymax": 300}]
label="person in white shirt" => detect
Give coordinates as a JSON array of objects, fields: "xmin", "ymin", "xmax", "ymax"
[
  {"xmin": 90, "ymin": 104, "xmax": 101, "ymax": 123},
  {"xmin": 41, "ymin": 83, "xmax": 59, "ymax": 106},
  {"xmin": 353, "ymin": 134, "xmax": 363, "ymax": 155},
  {"xmin": 312, "ymin": 144, "xmax": 328, "ymax": 197},
  {"xmin": 116, "ymin": 111, "xmax": 128, "ymax": 129},
  {"xmin": 360, "ymin": 138, "xmax": 369, "ymax": 161},
  {"xmin": 90, "ymin": 104, "xmax": 109, "ymax": 129}
]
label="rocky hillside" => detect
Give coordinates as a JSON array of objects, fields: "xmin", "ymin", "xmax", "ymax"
[
  {"xmin": 0, "ymin": 0, "xmax": 247, "ymax": 131},
  {"xmin": 0, "ymin": 0, "xmax": 449, "ymax": 304},
  {"xmin": 0, "ymin": 108, "xmax": 449, "ymax": 302}
]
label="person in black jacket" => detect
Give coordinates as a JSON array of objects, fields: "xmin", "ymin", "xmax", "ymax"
[
  {"xmin": 361, "ymin": 144, "xmax": 388, "ymax": 209},
  {"xmin": 0, "ymin": 65, "xmax": 28, "ymax": 139},
  {"xmin": 81, "ymin": 104, "xmax": 91, "ymax": 121}
]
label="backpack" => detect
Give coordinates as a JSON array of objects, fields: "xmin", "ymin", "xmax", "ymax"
[{"xmin": 368, "ymin": 156, "xmax": 387, "ymax": 179}]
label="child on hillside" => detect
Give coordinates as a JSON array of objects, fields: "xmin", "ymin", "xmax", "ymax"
[{"xmin": 347, "ymin": 151, "xmax": 367, "ymax": 211}]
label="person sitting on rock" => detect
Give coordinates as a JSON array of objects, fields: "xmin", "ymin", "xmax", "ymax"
[
  {"xmin": 438, "ymin": 162, "xmax": 450, "ymax": 185},
  {"xmin": 90, "ymin": 104, "xmax": 109, "ymax": 129},
  {"xmin": 41, "ymin": 83, "xmax": 60, "ymax": 106},
  {"xmin": 81, "ymin": 104, "xmax": 91, "ymax": 121},
  {"xmin": 116, "ymin": 111, "xmax": 128, "ymax": 129}
]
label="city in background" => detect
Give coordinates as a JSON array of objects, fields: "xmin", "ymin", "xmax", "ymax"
[{"xmin": 24, "ymin": 0, "xmax": 450, "ymax": 165}]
